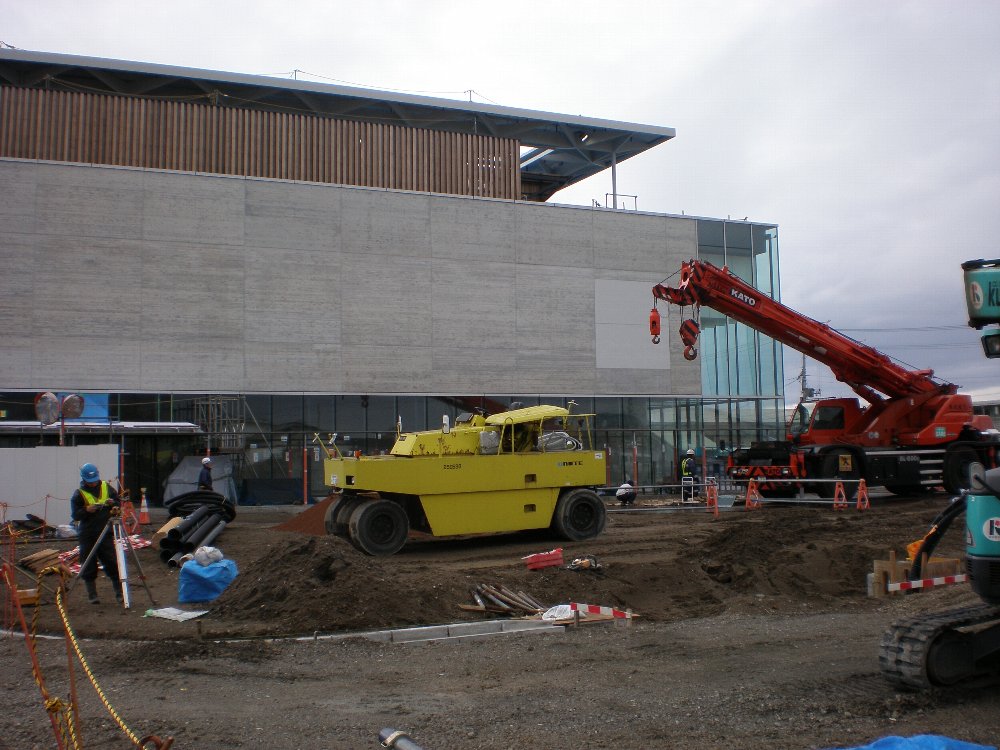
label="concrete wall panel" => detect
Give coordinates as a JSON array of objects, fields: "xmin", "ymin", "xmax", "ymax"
[
  {"xmin": 432, "ymin": 258, "xmax": 516, "ymax": 351},
  {"xmin": 141, "ymin": 171, "xmax": 245, "ymax": 246},
  {"xmin": 430, "ymin": 198, "xmax": 517, "ymax": 263},
  {"xmin": 340, "ymin": 189, "xmax": 430, "ymax": 259},
  {"xmin": 140, "ymin": 240, "xmax": 245, "ymax": 340},
  {"xmin": 245, "ymin": 180, "xmax": 340, "ymax": 253},
  {"xmin": 36, "ymin": 163, "xmax": 144, "ymax": 240},
  {"xmin": 0, "ymin": 160, "xmax": 37, "ymax": 235},
  {"xmin": 0, "ymin": 232, "xmax": 37, "ymax": 333},
  {"xmin": 244, "ymin": 246, "xmax": 340, "ymax": 345},
  {"xmin": 0, "ymin": 159, "xmax": 709, "ymax": 397},
  {"xmin": 340, "ymin": 254, "xmax": 433, "ymax": 348},
  {"xmin": 515, "ymin": 203, "xmax": 594, "ymax": 268}
]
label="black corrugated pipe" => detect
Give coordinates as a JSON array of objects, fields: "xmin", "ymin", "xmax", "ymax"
[
  {"xmin": 159, "ymin": 512, "xmax": 219, "ymax": 563},
  {"xmin": 378, "ymin": 729, "xmax": 425, "ymax": 750},
  {"xmin": 167, "ymin": 551, "xmax": 186, "ymax": 568},
  {"xmin": 160, "ymin": 512, "xmax": 215, "ymax": 553},
  {"xmin": 164, "ymin": 490, "xmax": 237, "ymax": 522},
  {"xmin": 181, "ymin": 513, "xmax": 224, "ymax": 552},
  {"xmin": 166, "ymin": 504, "xmax": 214, "ymax": 541},
  {"xmin": 196, "ymin": 518, "xmax": 227, "ymax": 549}
]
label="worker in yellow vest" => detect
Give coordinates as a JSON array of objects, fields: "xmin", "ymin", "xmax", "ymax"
[
  {"xmin": 680, "ymin": 449, "xmax": 697, "ymax": 480},
  {"xmin": 70, "ymin": 463, "xmax": 123, "ymax": 605}
]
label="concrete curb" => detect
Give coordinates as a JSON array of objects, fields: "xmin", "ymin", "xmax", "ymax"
[{"xmin": 293, "ymin": 619, "xmax": 565, "ymax": 644}]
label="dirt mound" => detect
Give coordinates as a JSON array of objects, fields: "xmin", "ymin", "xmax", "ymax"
[
  {"xmin": 270, "ymin": 495, "xmax": 335, "ymax": 535},
  {"xmin": 21, "ymin": 497, "xmax": 965, "ymax": 642}
]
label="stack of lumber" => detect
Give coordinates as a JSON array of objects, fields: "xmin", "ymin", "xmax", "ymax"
[
  {"xmin": 17, "ymin": 548, "xmax": 64, "ymax": 573},
  {"xmin": 460, "ymin": 583, "xmax": 548, "ymax": 616}
]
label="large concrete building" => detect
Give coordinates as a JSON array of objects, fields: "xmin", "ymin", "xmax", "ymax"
[{"xmin": 0, "ymin": 50, "xmax": 785, "ymax": 503}]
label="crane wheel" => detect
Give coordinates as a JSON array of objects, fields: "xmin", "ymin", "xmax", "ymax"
[
  {"xmin": 943, "ymin": 446, "xmax": 979, "ymax": 495},
  {"xmin": 348, "ymin": 500, "xmax": 409, "ymax": 556},
  {"xmin": 552, "ymin": 489, "xmax": 606, "ymax": 541}
]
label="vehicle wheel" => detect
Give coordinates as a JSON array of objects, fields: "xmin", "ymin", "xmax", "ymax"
[
  {"xmin": 552, "ymin": 489, "xmax": 606, "ymax": 541},
  {"xmin": 818, "ymin": 448, "xmax": 860, "ymax": 499},
  {"xmin": 348, "ymin": 500, "xmax": 409, "ymax": 556},
  {"xmin": 943, "ymin": 446, "xmax": 979, "ymax": 495},
  {"xmin": 324, "ymin": 495, "xmax": 364, "ymax": 536}
]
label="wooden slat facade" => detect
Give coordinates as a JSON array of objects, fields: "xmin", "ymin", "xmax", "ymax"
[{"xmin": 0, "ymin": 86, "xmax": 521, "ymax": 199}]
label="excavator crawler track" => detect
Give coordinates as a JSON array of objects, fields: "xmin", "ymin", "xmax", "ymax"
[{"xmin": 879, "ymin": 602, "xmax": 1000, "ymax": 690}]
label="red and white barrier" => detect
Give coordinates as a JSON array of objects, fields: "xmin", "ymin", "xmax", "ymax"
[
  {"xmin": 569, "ymin": 602, "xmax": 633, "ymax": 619},
  {"xmin": 886, "ymin": 574, "xmax": 968, "ymax": 593}
]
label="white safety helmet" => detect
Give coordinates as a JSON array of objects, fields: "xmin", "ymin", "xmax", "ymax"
[
  {"xmin": 686, "ymin": 449, "xmax": 695, "ymax": 456},
  {"xmin": 202, "ymin": 456, "xmax": 213, "ymax": 465}
]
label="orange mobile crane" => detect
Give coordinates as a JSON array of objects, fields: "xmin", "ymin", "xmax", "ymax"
[{"xmin": 651, "ymin": 260, "xmax": 999, "ymax": 496}]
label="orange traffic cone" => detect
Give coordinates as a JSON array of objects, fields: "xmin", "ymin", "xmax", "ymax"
[{"xmin": 138, "ymin": 490, "xmax": 150, "ymax": 524}]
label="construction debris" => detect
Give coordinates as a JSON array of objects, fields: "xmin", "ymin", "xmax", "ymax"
[
  {"xmin": 566, "ymin": 555, "xmax": 602, "ymax": 571},
  {"xmin": 461, "ymin": 583, "xmax": 548, "ymax": 616}
]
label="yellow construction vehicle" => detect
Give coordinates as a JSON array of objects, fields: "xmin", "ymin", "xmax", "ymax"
[{"xmin": 322, "ymin": 404, "xmax": 607, "ymax": 555}]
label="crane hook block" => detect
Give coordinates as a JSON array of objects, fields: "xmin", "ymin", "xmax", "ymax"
[
  {"xmin": 649, "ymin": 307, "xmax": 661, "ymax": 344},
  {"xmin": 683, "ymin": 345, "xmax": 698, "ymax": 361},
  {"xmin": 679, "ymin": 318, "xmax": 701, "ymax": 347}
]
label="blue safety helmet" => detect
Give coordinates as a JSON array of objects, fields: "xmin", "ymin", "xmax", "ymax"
[{"xmin": 80, "ymin": 463, "xmax": 100, "ymax": 483}]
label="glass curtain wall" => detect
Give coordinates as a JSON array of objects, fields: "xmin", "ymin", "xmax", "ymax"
[{"xmin": 695, "ymin": 220, "xmax": 785, "ymax": 464}]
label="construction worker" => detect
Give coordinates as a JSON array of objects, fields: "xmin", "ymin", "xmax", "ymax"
[
  {"xmin": 681, "ymin": 449, "xmax": 697, "ymax": 501},
  {"xmin": 198, "ymin": 456, "xmax": 214, "ymax": 490},
  {"xmin": 681, "ymin": 449, "xmax": 696, "ymax": 479},
  {"xmin": 616, "ymin": 480, "xmax": 637, "ymax": 507},
  {"xmin": 70, "ymin": 463, "xmax": 122, "ymax": 605}
]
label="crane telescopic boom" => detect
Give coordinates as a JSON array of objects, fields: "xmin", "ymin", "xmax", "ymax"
[{"xmin": 652, "ymin": 259, "xmax": 952, "ymax": 404}]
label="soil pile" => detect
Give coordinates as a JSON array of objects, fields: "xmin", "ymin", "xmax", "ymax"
[{"xmin": 19, "ymin": 495, "xmax": 966, "ymax": 640}]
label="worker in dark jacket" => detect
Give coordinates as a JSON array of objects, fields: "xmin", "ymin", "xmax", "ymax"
[
  {"xmin": 198, "ymin": 456, "xmax": 214, "ymax": 490},
  {"xmin": 70, "ymin": 463, "xmax": 122, "ymax": 605}
]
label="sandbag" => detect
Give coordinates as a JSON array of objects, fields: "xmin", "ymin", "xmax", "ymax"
[{"xmin": 178, "ymin": 558, "xmax": 238, "ymax": 603}]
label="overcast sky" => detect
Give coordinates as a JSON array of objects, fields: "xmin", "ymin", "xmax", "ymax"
[{"xmin": 4, "ymin": 0, "xmax": 999, "ymax": 403}]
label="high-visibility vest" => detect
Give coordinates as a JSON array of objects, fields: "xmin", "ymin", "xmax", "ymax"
[
  {"xmin": 681, "ymin": 458, "xmax": 694, "ymax": 477},
  {"xmin": 79, "ymin": 482, "xmax": 111, "ymax": 506}
]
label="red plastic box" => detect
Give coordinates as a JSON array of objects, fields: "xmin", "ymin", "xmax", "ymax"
[{"xmin": 522, "ymin": 548, "xmax": 564, "ymax": 571}]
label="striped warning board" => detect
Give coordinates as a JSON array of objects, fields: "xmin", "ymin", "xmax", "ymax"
[
  {"xmin": 886, "ymin": 574, "xmax": 968, "ymax": 593},
  {"xmin": 569, "ymin": 602, "xmax": 633, "ymax": 619}
]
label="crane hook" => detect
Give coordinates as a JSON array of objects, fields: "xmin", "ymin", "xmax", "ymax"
[
  {"xmin": 649, "ymin": 306, "xmax": 661, "ymax": 345},
  {"xmin": 683, "ymin": 345, "xmax": 698, "ymax": 361}
]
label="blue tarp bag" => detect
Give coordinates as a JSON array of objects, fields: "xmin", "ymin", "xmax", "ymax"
[
  {"xmin": 832, "ymin": 735, "xmax": 996, "ymax": 750},
  {"xmin": 178, "ymin": 558, "xmax": 239, "ymax": 603}
]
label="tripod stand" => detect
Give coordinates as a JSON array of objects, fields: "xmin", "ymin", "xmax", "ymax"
[{"xmin": 70, "ymin": 510, "xmax": 156, "ymax": 610}]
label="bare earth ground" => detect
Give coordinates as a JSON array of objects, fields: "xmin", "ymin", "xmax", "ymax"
[{"xmin": 3, "ymin": 495, "xmax": 999, "ymax": 749}]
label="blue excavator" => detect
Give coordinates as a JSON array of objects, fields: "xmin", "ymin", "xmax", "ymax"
[{"xmin": 879, "ymin": 259, "xmax": 1000, "ymax": 688}]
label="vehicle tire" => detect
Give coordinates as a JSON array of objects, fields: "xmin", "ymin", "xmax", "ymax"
[
  {"xmin": 324, "ymin": 495, "xmax": 364, "ymax": 536},
  {"xmin": 943, "ymin": 446, "xmax": 979, "ymax": 495},
  {"xmin": 817, "ymin": 448, "xmax": 860, "ymax": 499},
  {"xmin": 552, "ymin": 489, "xmax": 606, "ymax": 541},
  {"xmin": 348, "ymin": 500, "xmax": 409, "ymax": 556}
]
